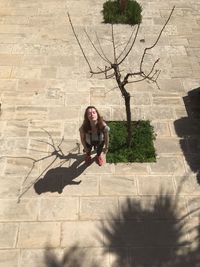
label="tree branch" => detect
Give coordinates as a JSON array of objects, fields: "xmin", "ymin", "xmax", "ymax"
[
  {"xmin": 67, "ymin": 13, "xmax": 93, "ymax": 72},
  {"xmin": 95, "ymin": 31, "xmax": 112, "ymax": 64},
  {"xmin": 117, "ymin": 27, "xmax": 136, "ymax": 61},
  {"xmin": 139, "ymin": 6, "xmax": 175, "ymax": 72},
  {"xmin": 111, "ymin": 24, "xmax": 117, "ymax": 63},
  {"xmin": 84, "ymin": 29, "xmax": 111, "ymax": 64},
  {"xmin": 118, "ymin": 23, "xmax": 140, "ymax": 65}
]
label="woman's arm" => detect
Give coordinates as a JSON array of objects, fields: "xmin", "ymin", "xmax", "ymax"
[
  {"xmin": 103, "ymin": 127, "xmax": 109, "ymax": 153},
  {"xmin": 79, "ymin": 127, "xmax": 89, "ymax": 152}
]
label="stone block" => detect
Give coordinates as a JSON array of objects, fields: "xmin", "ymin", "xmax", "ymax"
[
  {"xmin": 0, "ymin": 223, "xmax": 18, "ymax": 248},
  {"xmin": 171, "ymin": 67, "xmax": 193, "ymax": 78},
  {"xmin": 46, "ymin": 55, "xmax": 75, "ymax": 66},
  {"xmin": 17, "ymin": 79, "xmax": 46, "ymax": 91},
  {"xmin": 0, "ymin": 176, "xmax": 22, "ymax": 197},
  {"xmin": 56, "ymin": 67, "xmax": 74, "ymax": 78},
  {"xmin": 151, "ymin": 122, "xmax": 171, "ymax": 136},
  {"xmin": 39, "ymin": 197, "xmax": 79, "ymax": 221},
  {"xmin": 0, "ymin": 66, "xmax": 12, "ymax": 78},
  {"xmin": 65, "ymin": 93, "xmax": 89, "ymax": 106},
  {"xmin": 84, "ymin": 161, "xmax": 113, "ymax": 174},
  {"xmin": 0, "ymin": 158, "xmax": 5, "ymax": 176},
  {"xmin": 148, "ymin": 106, "xmax": 175, "ymax": 120},
  {"xmin": 41, "ymin": 67, "xmax": 57, "ymax": 78},
  {"xmin": 80, "ymin": 197, "xmax": 119, "ymax": 220},
  {"xmin": 90, "ymin": 87, "xmax": 121, "ymax": 106},
  {"xmin": 174, "ymin": 175, "xmax": 200, "ymax": 196},
  {"xmin": 20, "ymin": 249, "xmax": 63, "ymax": 267},
  {"xmin": 22, "ymin": 55, "xmax": 46, "ymax": 65},
  {"xmin": 137, "ymin": 175, "xmax": 175, "ymax": 195},
  {"xmin": 149, "ymin": 156, "xmax": 186, "ymax": 175},
  {"xmin": 100, "ymin": 175, "xmax": 138, "ymax": 196},
  {"xmin": 0, "ymin": 250, "xmax": 19, "ymax": 267},
  {"xmin": 17, "ymin": 222, "xmax": 60, "ymax": 248},
  {"xmin": 12, "ymin": 66, "xmax": 41, "ymax": 79},
  {"xmin": 48, "ymin": 106, "xmax": 79, "ymax": 120},
  {"xmin": 0, "ymin": 79, "xmax": 17, "ymax": 91},
  {"xmin": 130, "ymin": 93, "xmax": 151, "ymax": 105},
  {"xmin": 65, "ymin": 247, "xmax": 109, "ymax": 267},
  {"xmin": 61, "ymin": 174, "xmax": 99, "ymax": 196},
  {"xmin": 186, "ymin": 196, "xmax": 200, "ymax": 218},
  {"xmin": 5, "ymin": 157, "xmax": 39, "ymax": 176},
  {"xmin": 0, "ymin": 199, "xmax": 39, "ymax": 221},
  {"xmin": 64, "ymin": 122, "xmax": 78, "ymax": 138},
  {"xmin": 0, "ymin": 54, "xmax": 21, "ymax": 66},
  {"xmin": 61, "ymin": 221, "xmax": 101, "ymax": 247},
  {"xmin": 153, "ymin": 96, "xmax": 182, "ymax": 105},
  {"xmin": 171, "ymin": 55, "xmax": 191, "ymax": 67},
  {"xmin": 114, "ymin": 163, "xmax": 149, "ymax": 175},
  {"xmin": 0, "ymin": 138, "xmax": 15, "ymax": 156},
  {"xmin": 111, "ymin": 107, "xmax": 126, "ymax": 120},
  {"xmin": 158, "ymin": 78, "xmax": 183, "ymax": 92},
  {"xmin": 155, "ymin": 138, "xmax": 183, "ymax": 154},
  {"xmin": 0, "ymin": 44, "xmax": 13, "ymax": 53},
  {"xmin": 15, "ymin": 106, "xmax": 48, "ymax": 120}
]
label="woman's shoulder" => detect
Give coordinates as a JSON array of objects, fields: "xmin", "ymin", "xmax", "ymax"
[{"xmin": 102, "ymin": 121, "xmax": 110, "ymax": 132}]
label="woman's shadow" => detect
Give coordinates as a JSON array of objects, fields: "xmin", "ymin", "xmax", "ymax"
[{"xmin": 34, "ymin": 154, "xmax": 90, "ymax": 194}]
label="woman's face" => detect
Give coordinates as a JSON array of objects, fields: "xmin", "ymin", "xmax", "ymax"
[{"xmin": 87, "ymin": 108, "xmax": 98, "ymax": 123}]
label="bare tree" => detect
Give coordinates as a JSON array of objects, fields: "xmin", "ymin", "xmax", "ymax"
[{"xmin": 68, "ymin": 6, "xmax": 175, "ymax": 147}]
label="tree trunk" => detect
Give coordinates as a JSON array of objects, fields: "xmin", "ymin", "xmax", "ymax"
[
  {"xmin": 119, "ymin": 0, "xmax": 127, "ymax": 14},
  {"xmin": 113, "ymin": 63, "xmax": 132, "ymax": 147},
  {"xmin": 124, "ymin": 92, "xmax": 132, "ymax": 147}
]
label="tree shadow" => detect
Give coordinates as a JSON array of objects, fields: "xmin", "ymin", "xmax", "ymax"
[
  {"xmin": 34, "ymin": 154, "xmax": 90, "ymax": 194},
  {"xmin": 41, "ymin": 179, "xmax": 200, "ymax": 267},
  {"xmin": 97, "ymin": 180, "xmax": 200, "ymax": 266},
  {"xmin": 44, "ymin": 245, "xmax": 99, "ymax": 267},
  {"xmin": 174, "ymin": 87, "xmax": 200, "ymax": 184}
]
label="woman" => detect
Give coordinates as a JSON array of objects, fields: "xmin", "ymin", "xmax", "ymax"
[{"xmin": 79, "ymin": 106, "xmax": 109, "ymax": 166}]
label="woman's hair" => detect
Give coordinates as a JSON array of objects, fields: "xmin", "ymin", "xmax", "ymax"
[{"xmin": 82, "ymin": 106, "xmax": 104, "ymax": 133}]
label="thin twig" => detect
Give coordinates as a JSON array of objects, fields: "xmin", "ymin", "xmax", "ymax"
[
  {"xmin": 67, "ymin": 13, "xmax": 93, "ymax": 72},
  {"xmin": 139, "ymin": 6, "xmax": 175, "ymax": 72},
  {"xmin": 118, "ymin": 23, "xmax": 140, "ymax": 65},
  {"xmin": 95, "ymin": 31, "xmax": 112, "ymax": 64},
  {"xmin": 117, "ymin": 27, "xmax": 136, "ymax": 61},
  {"xmin": 84, "ymin": 29, "xmax": 110, "ymax": 64}
]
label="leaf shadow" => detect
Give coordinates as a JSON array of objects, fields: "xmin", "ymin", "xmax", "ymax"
[
  {"xmin": 97, "ymin": 180, "xmax": 200, "ymax": 266},
  {"xmin": 44, "ymin": 245, "xmax": 99, "ymax": 267}
]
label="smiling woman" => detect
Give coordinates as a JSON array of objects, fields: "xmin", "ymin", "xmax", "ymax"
[{"xmin": 79, "ymin": 106, "xmax": 110, "ymax": 166}]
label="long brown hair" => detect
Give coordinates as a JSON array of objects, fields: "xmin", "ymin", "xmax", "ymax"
[{"xmin": 82, "ymin": 106, "xmax": 104, "ymax": 133}]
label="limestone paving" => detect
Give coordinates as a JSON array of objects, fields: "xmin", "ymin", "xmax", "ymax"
[{"xmin": 0, "ymin": 0, "xmax": 200, "ymax": 266}]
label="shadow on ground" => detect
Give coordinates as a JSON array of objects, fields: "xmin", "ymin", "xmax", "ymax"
[
  {"xmin": 98, "ymin": 181, "xmax": 200, "ymax": 266},
  {"xmin": 44, "ymin": 245, "xmax": 99, "ymax": 267},
  {"xmin": 174, "ymin": 87, "xmax": 200, "ymax": 184},
  {"xmin": 42, "ymin": 179, "xmax": 200, "ymax": 267},
  {"xmin": 34, "ymin": 154, "xmax": 88, "ymax": 194}
]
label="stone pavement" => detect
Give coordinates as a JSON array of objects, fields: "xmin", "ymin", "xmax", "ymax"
[{"xmin": 0, "ymin": 0, "xmax": 200, "ymax": 266}]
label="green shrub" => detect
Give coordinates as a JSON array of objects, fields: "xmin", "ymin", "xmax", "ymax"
[
  {"xmin": 107, "ymin": 120, "xmax": 156, "ymax": 163},
  {"xmin": 102, "ymin": 0, "xmax": 142, "ymax": 25}
]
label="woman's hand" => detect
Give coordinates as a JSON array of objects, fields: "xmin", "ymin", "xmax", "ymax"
[{"xmin": 83, "ymin": 147, "xmax": 90, "ymax": 154}]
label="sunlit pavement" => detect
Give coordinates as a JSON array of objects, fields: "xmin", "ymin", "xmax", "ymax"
[{"xmin": 0, "ymin": 0, "xmax": 200, "ymax": 266}]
